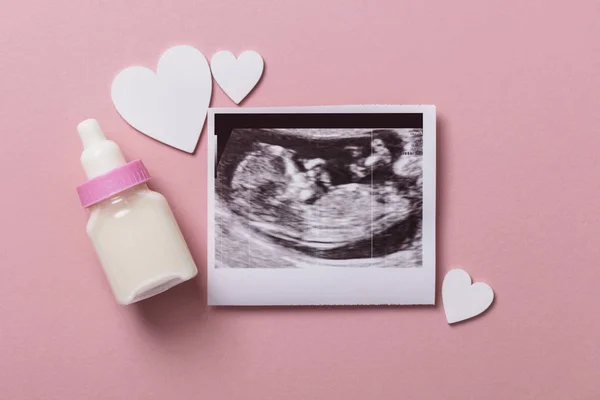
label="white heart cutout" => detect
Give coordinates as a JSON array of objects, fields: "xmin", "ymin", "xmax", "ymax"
[
  {"xmin": 111, "ymin": 45, "xmax": 212, "ymax": 153},
  {"xmin": 442, "ymin": 269, "xmax": 494, "ymax": 324},
  {"xmin": 210, "ymin": 50, "xmax": 264, "ymax": 104}
]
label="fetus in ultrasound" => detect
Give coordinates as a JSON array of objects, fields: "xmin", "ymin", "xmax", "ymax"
[{"xmin": 215, "ymin": 128, "xmax": 423, "ymax": 265}]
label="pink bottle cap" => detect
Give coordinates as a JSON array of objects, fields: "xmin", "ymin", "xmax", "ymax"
[{"xmin": 76, "ymin": 160, "xmax": 151, "ymax": 208}]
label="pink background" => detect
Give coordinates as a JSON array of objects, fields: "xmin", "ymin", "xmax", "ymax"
[{"xmin": 1, "ymin": 0, "xmax": 599, "ymax": 399}]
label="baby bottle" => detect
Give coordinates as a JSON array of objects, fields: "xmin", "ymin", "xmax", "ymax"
[{"xmin": 76, "ymin": 119, "xmax": 197, "ymax": 304}]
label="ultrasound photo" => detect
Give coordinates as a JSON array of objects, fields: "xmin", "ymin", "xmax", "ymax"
[{"xmin": 214, "ymin": 126, "xmax": 424, "ymax": 269}]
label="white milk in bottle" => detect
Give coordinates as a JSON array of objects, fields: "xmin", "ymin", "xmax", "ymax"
[{"xmin": 76, "ymin": 119, "xmax": 197, "ymax": 304}]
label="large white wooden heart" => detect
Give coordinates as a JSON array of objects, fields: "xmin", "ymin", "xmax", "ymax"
[
  {"xmin": 210, "ymin": 50, "xmax": 264, "ymax": 104},
  {"xmin": 111, "ymin": 45, "xmax": 212, "ymax": 153},
  {"xmin": 442, "ymin": 269, "xmax": 494, "ymax": 324}
]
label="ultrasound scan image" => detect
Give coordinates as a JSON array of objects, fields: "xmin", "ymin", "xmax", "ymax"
[{"xmin": 214, "ymin": 128, "xmax": 423, "ymax": 268}]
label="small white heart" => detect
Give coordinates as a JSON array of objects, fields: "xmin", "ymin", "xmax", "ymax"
[
  {"xmin": 442, "ymin": 269, "xmax": 494, "ymax": 324},
  {"xmin": 111, "ymin": 45, "xmax": 212, "ymax": 153},
  {"xmin": 210, "ymin": 50, "xmax": 264, "ymax": 104}
]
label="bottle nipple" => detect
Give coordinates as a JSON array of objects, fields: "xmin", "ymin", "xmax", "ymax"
[
  {"xmin": 78, "ymin": 119, "xmax": 127, "ymax": 179},
  {"xmin": 78, "ymin": 119, "xmax": 107, "ymax": 149}
]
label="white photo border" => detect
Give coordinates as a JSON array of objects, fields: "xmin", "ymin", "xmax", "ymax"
[{"xmin": 207, "ymin": 105, "xmax": 436, "ymax": 306}]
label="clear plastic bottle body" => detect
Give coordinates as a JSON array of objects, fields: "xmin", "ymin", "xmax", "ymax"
[{"xmin": 87, "ymin": 183, "xmax": 197, "ymax": 304}]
